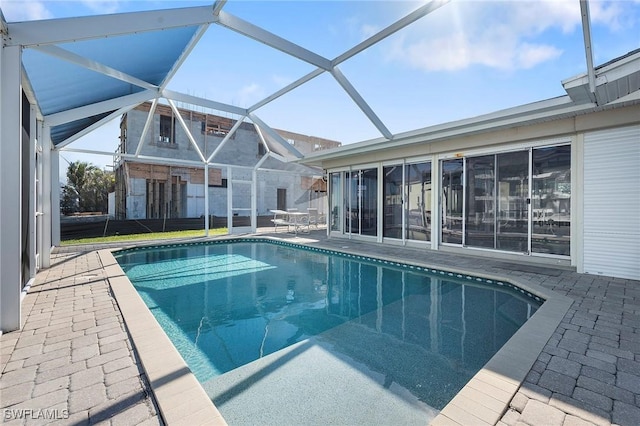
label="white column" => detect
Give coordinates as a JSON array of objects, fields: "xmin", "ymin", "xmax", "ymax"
[
  {"xmin": 251, "ymin": 169, "xmax": 257, "ymax": 232},
  {"xmin": 1, "ymin": 44, "xmax": 23, "ymax": 332},
  {"xmin": 41, "ymin": 126, "xmax": 52, "ymax": 268},
  {"xmin": 36, "ymin": 121, "xmax": 44, "ymax": 270},
  {"xmin": 29, "ymin": 104, "xmax": 37, "ymax": 278},
  {"xmin": 227, "ymin": 167, "xmax": 233, "ymax": 232},
  {"xmin": 430, "ymin": 157, "xmax": 441, "ymax": 250},
  {"xmin": 204, "ymin": 163, "xmax": 209, "ymax": 237},
  {"xmin": 51, "ymin": 149, "xmax": 61, "ymax": 246}
]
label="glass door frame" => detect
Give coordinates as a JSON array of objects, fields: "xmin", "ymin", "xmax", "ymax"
[{"xmin": 438, "ymin": 140, "xmax": 571, "ymax": 259}]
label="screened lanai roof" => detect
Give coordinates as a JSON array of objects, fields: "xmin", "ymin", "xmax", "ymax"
[
  {"xmin": 3, "ymin": 0, "xmax": 639, "ymax": 159},
  {"xmin": 21, "ymin": 26, "xmax": 200, "ymax": 144}
]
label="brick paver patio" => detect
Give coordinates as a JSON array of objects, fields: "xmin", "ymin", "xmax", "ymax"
[{"xmin": 1, "ymin": 230, "xmax": 639, "ymax": 425}]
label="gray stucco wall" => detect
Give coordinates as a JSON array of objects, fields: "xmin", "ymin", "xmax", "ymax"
[{"xmin": 125, "ymin": 109, "xmax": 260, "ymax": 167}]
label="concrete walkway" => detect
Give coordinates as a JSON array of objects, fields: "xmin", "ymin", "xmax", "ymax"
[{"xmin": 1, "ymin": 231, "xmax": 639, "ymax": 425}]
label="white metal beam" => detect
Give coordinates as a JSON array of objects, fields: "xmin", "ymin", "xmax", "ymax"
[
  {"xmin": 248, "ymin": 113, "xmax": 304, "ymax": 158},
  {"xmin": 248, "ymin": 68, "xmax": 325, "ymax": 112},
  {"xmin": 206, "ymin": 116, "xmax": 247, "ymax": 163},
  {"xmin": 163, "ymin": 89, "xmax": 248, "ymax": 116},
  {"xmin": 333, "ymin": 0, "xmax": 450, "ymax": 66},
  {"xmin": 51, "ymin": 149, "xmax": 60, "ymax": 246},
  {"xmin": 40, "ymin": 124, "xmax": 52, "ymax": 268},
  {"xmin": 135, "ymin": 98, "xmax": 159, "ymax": 157},
  {"xmin": 167, "ymin": 99, "xmax": 207, "ymax": 163},
  {"xmin": 33, "ymin": 45, "xmax": 158, "ymax": 91},
  {"xmin": 160, "ymin": 24, "xmax": 210, "ymax": 91},
  {"xmin": 254, "ymin": 123, "xmax": 271, "ymax": 155},
  {"xmin": 5, "ymin": 6, "xmax": 218, "ymax": 47},
  {"xmin": 29, "ymin": 104, "xmax": 37, "ymax": 278},
  {"xmin": 204, "ymin": 163, "xmax": 209, "ymax": 236},
  {"xmin": 45, "ymin": 90, "xmax": 156, "ymax": 127},
  {"xmin": 212, "ymin": 0, "xmax": 228, "ymax": 16},
  {"xmin": 216, "ymin": 11, "xmax": 332, "ymax": 70},
  {"xmin": 54, "ymin": 104, "xmax": 138, "ymax": 150},
  {"xmin": 0, "ymin": 44, "xmax": 22, "ymax": 331},
  {"xmin": 331, "ymin": 67, "xmax": 393, "ymax": 140},
  {"xmin": 579, "ymin": 0, "xmax": 597, "ymax": 104}
]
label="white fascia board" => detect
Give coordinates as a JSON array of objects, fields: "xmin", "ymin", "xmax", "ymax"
[
  {"xmin": 331, "ymin": 67, "xmax": 393, "ymax": 140},
  {"xmin": 563, "ymin": 51, "xmax": 640, "ymax": 89},
  {"xmin": 216, "ymin": 11, "xmax": 332, "ymax": 70},
  {"xmin": 162, "ymin": 89, "xmax": 247, "ymax": 116},
  {"xmin": 333, "ymin": 0, "xmax": 449, "ymax": 66},
  {"xmin": 249, "ymin": 68, "xmax": 325, "ymax": 112},
  {"xmin": 33, "ymin": 45, "xmax": 157, "ymax": 91},
  {"xmin": 44, "ymin": 90, "xmax": 156, "ymax": 126},
  {"xmin": 5, "ymin": 6, "xmax": 217, "ymax": 47},
  {"xmin": 301, "ymin": 96, "xmax": 597, "ymax": 163},
  {"xmin": 248, "ymin": 113, "xmax": 304, "ymax": 159}
]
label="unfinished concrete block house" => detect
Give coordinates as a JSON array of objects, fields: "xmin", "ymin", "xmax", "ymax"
[{"xmin": 114, "ymin": 102, "xmax": 339, "ymax": 223}]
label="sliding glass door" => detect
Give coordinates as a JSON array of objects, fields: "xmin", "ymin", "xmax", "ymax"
[
  {"xmin": 442, "ymin": 159, "xmax": 464, "ymax": 245},
  {"xmin": 531, "ymin": 146, "xmax": 570, "ymax": 256},
  {"xmin": 383, "ymin": 165, "xmax": 403, "ymax": 239},
  {"xmin": 345, "ymin": 168, "xmax": 378, "ymax": 237},
  {"xmin": 329, "ymin": 172, "xmax": 342, "ymax": 232},
  {"xmin": 442, "ymin": 144, "xmax": 570, "ymax": 257},
  {"xmin": 496, "ymin": 151, "xmax": 529, "ymax": 252},
  {"xmin": 406, "ymin": 162, "xmax": 432, "ymax": 241}
]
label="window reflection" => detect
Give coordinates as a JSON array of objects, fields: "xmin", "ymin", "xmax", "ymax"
[
  {"xmin": 346, "ymin": 168, "xmax": 378, "ymax": 237},
  {"xmin": 442, "ymin": 159, "xmax": 464, "ymax": 244},
  {"xmin": 406, "ymin": 162, "xmax": 432, "ymax": 241},
  {"xmin": 383, "ymin": 165, "xmax": 403, "ymax": 239},
  {"xmin": 532, "ymin": 146, "xmax": 571, "ymax": 255}
]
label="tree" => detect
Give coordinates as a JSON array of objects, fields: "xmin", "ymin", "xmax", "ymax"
[{"xmin": 62, "ymin": 161, "xmax": 114, "ymax": 214}]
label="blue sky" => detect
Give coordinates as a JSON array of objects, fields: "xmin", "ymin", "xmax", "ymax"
[{"xmin": 1, "ymin": 0, "xmax": 639, "ymax": 178}]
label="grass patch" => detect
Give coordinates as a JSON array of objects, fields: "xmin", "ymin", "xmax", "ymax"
[{"xmin": 61, "ymin": 228, "xmax": 228, "ymax": 246}]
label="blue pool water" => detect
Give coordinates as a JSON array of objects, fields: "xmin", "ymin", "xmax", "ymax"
[{"xmin": 115, "ymin": 239, "xmax": 541, "ymax": 412}]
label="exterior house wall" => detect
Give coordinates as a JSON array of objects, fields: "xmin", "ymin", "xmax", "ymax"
[
  {"xmin": 319, "ymin": 104, "xmax": 640, "ymax": 279},
  {"xmin": 318, "ymin": 106, "xmax": 640, "ymax": 170},
  {"xmin": 126, "ymin": 178, "xmax": 147, "ymax": 219},
  {"xmin": 116, "ymin": 103, "xmax": 332, "ymax": 220}
]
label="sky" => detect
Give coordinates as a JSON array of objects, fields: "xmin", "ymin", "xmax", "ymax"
[{"xmin": 1, "ymin": 0, "xmax": 639, "ymax": 180}]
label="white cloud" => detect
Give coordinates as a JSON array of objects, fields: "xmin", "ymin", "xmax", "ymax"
[
  {"xmin": 236, "ymin": 83, "xmax": 265, "ymax": 107},
  {"xmin": 0, "ymin": 0, "xmax": 52, "ymax": 21},
  {"xmin": 589, "ymin": 1, "xmax": 628, "ymax": 31},
  {"xmin": 80, "ymin": 1, "xmax": 121, "ymax": 15},
  {"xmin": 382, "ymin": 0, "xmax": 629, "ymax": 72}
]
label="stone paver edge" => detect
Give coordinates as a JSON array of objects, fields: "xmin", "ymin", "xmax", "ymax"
[{"xmin": 97, "ymin": 249, "xmax": 227, "ymax": 426}]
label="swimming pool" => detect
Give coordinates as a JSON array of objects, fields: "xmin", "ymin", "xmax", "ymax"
[{"xmin": 114, "ymin": 238, "xmax": 542, "ymax": 424}]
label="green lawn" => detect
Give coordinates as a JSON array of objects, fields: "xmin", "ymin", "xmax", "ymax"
[{"xmin": 61, "ymin": 228, "xmax": 228, "ymax": 246}]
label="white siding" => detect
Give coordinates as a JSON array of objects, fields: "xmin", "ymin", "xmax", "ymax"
[{"xmin": 583, "ymin": 125, "xmax": 640, "ymax": 280}]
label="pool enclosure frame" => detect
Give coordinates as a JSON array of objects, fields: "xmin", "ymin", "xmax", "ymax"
[{"xmin": 1, "ymin": 0, "xmax": 638, "ymax": 335}]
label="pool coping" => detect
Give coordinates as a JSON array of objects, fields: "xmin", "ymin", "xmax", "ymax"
[{"xmin": 99, "ymin": 235, "xmax": 572, "ymax": 426}]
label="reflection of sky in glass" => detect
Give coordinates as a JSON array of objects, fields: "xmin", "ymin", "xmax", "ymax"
[{"xmin": 116, "ymin": 241, "xmax": 541, "ymax": 409}]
